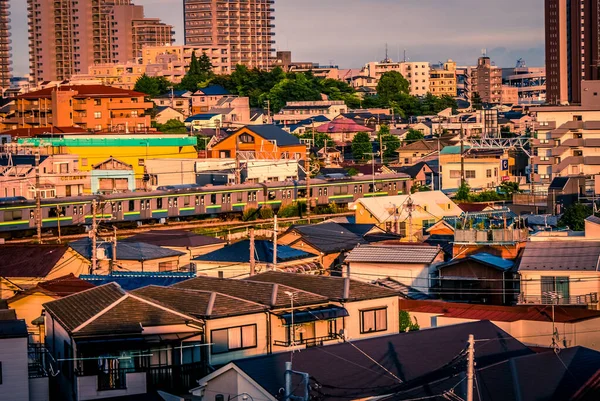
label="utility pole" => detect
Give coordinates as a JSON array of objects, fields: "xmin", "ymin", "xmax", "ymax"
[
  {"xmin": 56, "ymin": 205, "xmax": 62, "ymax": 244},
  {"xmin": 91, "ymin": 199, "xmax": 98, "ymax": 274},
  {"xmin": 364, "ymin": 152, "xmax": 380, "ymax": 193},
  {"xmin": 467, "ymin": 334, "xmax": 475, "ymax": 401},
  {"xmin": 305, "ymin": 146, "xmax": 311, "ymax": 214},
  {"xmin": 406, "ymin": 196, "xmax": 415, "ymax": 242},
  {"xmin": 311, "ymin": 118, "xmax": 315, "ymax": 147},
  {"xmin": 379, "ymin": 129, "xmax": 384, "ymax": 165},
  {"xmin": 35, "ymin": 151, "xmax": 42, "ymax": 244},
  {"xmin": 460, "ymin": 121, "xmax": 465, "ymax": 187},
  {"xmin": 235, "ymin": 137, "xmax": 241, "ymax": 185},
  {"xmin": 272, "ymin": 214, "xmax": 278, "ymax": 269},
  {"xmin": 265, "ymin": 99, "xmax": 271, "ymax": 124},
  {"xmin": 249, "ymin": 227, "xmax": 255, "ymax": 276},
  {"xmin": 111, "ymin": 226, "xmax": 117, "ymax": 273}
]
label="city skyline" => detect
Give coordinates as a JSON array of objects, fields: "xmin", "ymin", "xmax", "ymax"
[{"xmin": 9, "ymin": 0, "xmax": 544, "ymax": 77}]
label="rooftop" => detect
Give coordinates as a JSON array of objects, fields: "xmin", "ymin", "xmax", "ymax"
[
  {"xmin": 17, "ymin": 85, "xmax": 146, "ymax": 99},
  {"xmin": 518, "ymin": 241, "xmax": 600, "ymax": 271},
  {"xmin": 245, "ymin": 124, "xmax": 302, "ymax": 147},
  {"xmin": 193, "ymin": 240, "xmax": 316, "ymax": 264},
  {"xmin": 345, "ymin": 243, "xmax": 443, "ymax": 264},
  {"xmin": 122, "ymin": 230, "xmax": 226, "ymax": 248},
  {"xmin": 285, "ymin": 222, "xmax": 365, "ymax": 253},
  {"xmin": 0, "ymin": 244, "xmax": 69, "ymax": 278},
  {"xmin": 69, "ymin": 238, "xmax": 185, "ymax": 261}
]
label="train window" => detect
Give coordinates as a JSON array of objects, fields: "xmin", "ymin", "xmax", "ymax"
[
  {"xmin": 211, "ymin": 194, "xmax": 217, "ymax": 205},
  {"xmin": 221, "ymin": 194, "xmax": 225, "ymax": 204},
  {"xmin": 310, "ymin": 188, "xmax": 314, "ymax": 197},
  {"xmin": 268, "ymin": 191, "xmax": 276, "ymax": 201},
  {"xmin": 79, "ymin": 206, "xmax": 83, "ymax": 214},
  {"xmin": 184, "ymin": 196, "xmax": 190, "ymax": 206},
  {"xmin": 359, "ymin": 185, "xmax": 363, "ymax": 193},
  {"xmin": 129, "ymin": 200, "xmax": 135, "ymax": 211},
  {"xmin": 249, "ymin": 192, "xmax": 256, "ymax": 202},
  {"xmin": 369, "ymin": 184, "xmax": 375, "ymax": 193},
  {"xmin": 324, "ymin": 188, "xmax": 328, "ymax": 196},
  {"xmin": 141, "ymin": 201, "xmax": 145, "ymax": 210},
  {"xmin": 354, "ymin": 185, "xmax": 358, "ymax": 194},
  {"xmin": 226, "ymin": 194, "xmax": 231, "ymax": 204},
  {"xmin": 201, "ymin": 196, "xmax": 205, "ymax": 206},
  {"xmin": 48, "ymin": 207, "xmax": 59, "ymax": 218},
  {"xmin": 5, "ymin": 210, "xmax": 22, "ymax": 221},
  {"xmin": 168, "ymin": 198, "xmax": 173, "ymax": 208},
  {"xmin": 318, "ymin": 188, "xmax": 322, "ymax": 196},
  {"xmin": 157, "ymin": 198, "xmax": 163, "ymax": 209},
  {"xmin": 174, "ymin": 198, "xmax": 178, "ymax": 208},
  {"xmin": 145, "ymin": 200, "xmax": 150, "ymax": 209},
  {"xmin": 117, "ymin": 202, "xmax": 122, "ymax": 212},
  {"xmin": 30, "ymin": 210, "xmax": 34, "ymax": 220},
  {"xmin": 111, "ymin": 203, "xmax": 116, "ymax": 212},
  {"xmin": 195, "ymin": 196, "xmax": 200, "ymax": 206},
  {"xmin": 393, "ymin": 183, "xmax": 397, "ymax": 191},
  {"xmin": 287, "ymin": 190, "xmax": 292, "ymax": 199},
  {"xmin": 73, "ymin": 207, "xmax": 77, "ymax": 215},
  {"xmin": 298, "ymin": 189, "xmax": 307, "ymax": 198}
]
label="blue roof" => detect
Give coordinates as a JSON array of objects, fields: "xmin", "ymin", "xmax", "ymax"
[
  {"xmin": 69, "ymin": 238, "xmax": 185, "ymax": 261},
  {"xmin": 185, "ymin": 113, "xmax": 220, "ymax": 123},
  {"xmin": 197, "ymin": 85, "xmax": 230, "ymax": 96},
  {"xmin": 155, "ymin": 90, "xmax": 190, "ymax": 98},
  {"xmin": 440, "ymin": 145, "xmax": 471, "ymax": 155},
  {"xmin": 296, "ymin": 116, "xmax": 330, "ymax": 125},
  {"xmin": 246, "ymin": 125, "xmax": 301, "ymax": 146},
  {"xmin": 80, "ymin": 272, "xmax": 195, "ymax": 291},
  {"xmin": 193, "ymin": 240, "xmax": 316, "ymax": 263},
  {"xmin": 469, "ymin": 252, "xmax": 514, "ymax": 271}
]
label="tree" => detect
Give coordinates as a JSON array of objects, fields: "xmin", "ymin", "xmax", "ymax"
[
  {"xmin": 296, "ymin": 132, "xmax": 333, "ymax": 150},
  {"xmin": 498, "ymin": 181, "xmax": 521, "ymax": 198},
  {"xmin": 155, "ymin": 119, "xmax": 187, "ymax": 134},
  {"xmin": 405, "ymin": 129, "xmax": 424, "ymax": 143},
  {"xmin": 381, "ymin": 135, "xmax": 400, "ymax": 161},
  {"xmin": 559, "ymin": 203, "xmax": 593, "ymax": 231},
  {"xmin": 455, "ymin": 182, "xmax": 471, "ymax": 201},
  {"xmin": 178, "ymin": 51, "xmax": 214, "ymax": 92},
  {"xmin": 134, "ymin": 74, "xmax": 171, "ymax": 98},
  {"xmin": 351, "ymin": 131, "xmax": 373, "ymax": 161},
  {"xmin": 399, "ymin": 310, "xmax": 420, "ymax": 332},
  {"xmin": 471, "ymin": 92, "xmax": 483, "ymax": 110},
  {"xmin": 376, "ymin": 71, "xmax": 410, "ymax": 102}
]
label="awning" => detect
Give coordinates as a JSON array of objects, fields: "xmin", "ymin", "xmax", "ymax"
[{"xmin": 279, "ymin": 307, "xmax": 349, "ymax": 325}]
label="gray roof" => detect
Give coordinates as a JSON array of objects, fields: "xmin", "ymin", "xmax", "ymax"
[
  {"xmin": 0, "ymin": 319, "xmax": 28, "ymax": 339},
  {"xmin": 122, "ymin": 230, "xmax": 225, "ymax": 248},
  {"xmin": 246, "ymin": 125, "xmax": 301, "ymax": 146},
  {"xmin": 69, "ymin": 238, "xmax": 185, "ymax": 261},
  {"xmin": 287, "ymin": 223, "xmax": 365, "ymax": 253},
  {"xmin": 586, "ymin": 215, "xmax": 600, "ymax": 225},
  {"xmin": 518, "ymin": 241, "xmax": 600, "ymax": 271},
  {"xmin": 345, "ymin": 244, "xmax": 443, "ymax": 264}
]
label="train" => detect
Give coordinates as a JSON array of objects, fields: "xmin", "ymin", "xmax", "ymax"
[{"xmin": 0, "ymin": 173, "xmax": 411, "ymax": 235}]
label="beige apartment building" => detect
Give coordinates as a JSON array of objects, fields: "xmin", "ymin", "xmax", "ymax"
[
  {"xmin": 430, "ymin": 60, "xmax": 457, "ymax": 97},
  {"xmin": 0, "ymin": 0, "xmax": 10, "ymax": 89},
  {"xmin": 363, "ymin": 60, "xmax": 430, "ymax": 96},
  {"xmin": 27, "ymin": 0, "xmax": 174, "ymax": 84},
  {"xmin": 183, "ymin": 0, "xmax": 275, "ymax": 69},
  {"xmin": 141, "ymin": 44, "xmax": 231, "ymax": 74},
  {"xmin": 471, "ymin": 56, "xmax": 503, "ymax": 103}
]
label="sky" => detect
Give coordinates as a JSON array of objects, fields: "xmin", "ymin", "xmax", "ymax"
[{"xmin": 9, "ymin": 0, "xmax": 545, "ymax": 76}]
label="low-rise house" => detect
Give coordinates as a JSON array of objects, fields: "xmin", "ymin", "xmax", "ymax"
[
  {"xmin": 151, "ymin": 90, "xmax": 192, "ymax": 116},
  {"xmin": 90, "ymin": 157, "xmax": 135, "ymax": 194},
  {"xmin": 345, "ymin": 243, "xmax": 444, "ymax": 293},
  {"xmin": 123, "ymin": 229, "xmax": 226, "ymax": 266},
  {"xmin": 68, "ymin": 238, "xmax": 187, "ymax": 274},
  {"xmin": 396, "ymin": 139, "xmax": 446, "ymax": 166},
  {"xmin": 433, "ymin": 252, "xmax": 518, "ymax": 305},
  {"xmin": 0, "ymin": 244, "xmax": 89, "ymax": 298},
  {"xmin": 315, "ymin": 117, "xmax": 374, "ymax": 144},
  {"xmin": 273, "ymin": 100, "xmax": 348, "ymax": 125},
  {"xmin": 192, "ymin": 240, "xmax": 320, "ymax": 278},
  {"xmin": 400, "ymin": 299, "xmax": 600, "ymax": 351},
  {"xmin": 387, "ymin": 161, "xmax": 437, "ymax": 190},
  {"xmin": 0, "ymin": 317, "xmax": 38, "ymax": 401},
  {"xmin": 153, "ymin": 106, "xmax": 186, "ymax": 124},
  {"xmin": 191, "ymin": 85, "xmax": 231, "ymax": 114}
]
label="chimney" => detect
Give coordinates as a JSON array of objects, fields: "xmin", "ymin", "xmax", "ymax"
[
  {"xmin": 218, "ymin": 271, "xmax": 224, "ymax": 279},
  {"xmin": 270, "ymin": 284, "xmax": 279, "ymax": 307},
  {"xmin": 205, "ymin": 292, "xmax": 217, "ymax": 316}
]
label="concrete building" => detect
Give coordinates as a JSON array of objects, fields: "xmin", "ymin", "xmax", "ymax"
[
  {"xmin": 183, "ymin": 0, "xmax": 275, "ymax": 70},
  {"xmin": 545, "ymin": 0, "xmax": 600, "ymax": 104},
  {"xmin": 273, "ymin": 100, "xmax": 348, "ymax": 124},
  {"xmin": 1, "ymin": 85, "xmax": 153, "ymax": 132},
  {"xmin": 471, "ymin": 56, "xmax": 503, "ymax": 104},
  {"xmin": 502, "ymin": 65, "xmax": 546, "ymax": 104},
  {"xmin": 429, "ymin": 60, "xmax": 457, "ymax": 97},
  {"xmin": 0, "ymin": 0, "xmax": 10, "ymax": 90},
  {"xmin": 27, "ymin": 0, "xmax": 174, "ymax": 84},
  {"xmin": 362, "ymin": 59, "xmax": 430, "ymax": 96}
]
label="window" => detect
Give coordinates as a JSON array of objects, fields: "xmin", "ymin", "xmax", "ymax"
[
  {"xmin": 128, "ymin": 200, "xmax": 135, "ymax": 211},
  {"xmin": 184, "ymin": 196, "xmax": 190, "ymax": 206},
  {"xmin": 360, "ymin": 308, "xmax": 387, "ymax": 333},
  {"xmin": 131, "ymin": 111, "xmax": 138, "ymax": 117},
  {"xmin": 94, "ymin": 99, "xmax": 101, "ymax": 106},
  {"xmin": 138, "ymin": 159, "xmax": 145, "ymax": 166},
  {"xmin": 211, "ymin": 194, "xmax": 217, "ymax": 205},
  {"xmin": 211, "ymin": 325, "xmax": 257, "ymax": 354},
  {"xmin": 4, "ymin": 210, "xmax": 22, "ymax": 221},
  {"xmin": 466, "ymin": 170, "xmax": 476, "ymax": 179},
  {"xmin": 239, "ymin": 133, "xmax": 254, "ymax": 143},
  {"xmin": 541, "ymin": 276, "xmax": 570, "ymax": 304},
  {"xmin": 486, "ymin": 169, "xmax": 492, "ymax": 178},
  {"xmin": 94, "ymin": 111, "xmax": 102, "ymax": 119},
  {"xmin": 157, "ymin": 198, "xmax": 163, "ymax": 209},
  {"xmin": 449, "ymin": 170, "xmax": 461, "ymax": 178},
  {"xmin": 159, "ymin": 260, "xmax": 177, "ymax": 272}
]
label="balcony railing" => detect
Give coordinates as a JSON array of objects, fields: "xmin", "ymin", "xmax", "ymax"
[
  {"xmin": 518, "ymin": 293, "xmax": 598, "ymax": 306},
  {"xmin": 274, "ymin": 334, "xmax": 338, "ymax": 348}
]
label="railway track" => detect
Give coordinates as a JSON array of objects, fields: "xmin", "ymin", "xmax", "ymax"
[{"xmin": 5, "ymin": 211, "xmax": 355, "ymax": 244}]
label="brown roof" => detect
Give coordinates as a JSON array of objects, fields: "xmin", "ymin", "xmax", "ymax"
[
  {"xmin": 9, "ymin": 274, "xmax": 95, "ymax": 303},
  {"xmin": 0, "ymin": 244, "xmax": 69, "ymax": 278},
  {"xmin": 398, "ymin": 299, "xmax": 600, "ymax": 323},
  {"xmin": 172, "ymin": 276, "xmax": 329, "ymax": 308},
  {"xmin": 457, "ymin": 202, "xmax": 494, "ymax": 212},
  {"xmin": 17, "ymin": 85, "xmax": 146, "ymax": 100},
  {"xmin": 123, "ymin": 230, "xmax": 226, "ymax": 248},
  {"xmin": 0, "ymin": 309, "xmax": 17, "ymax": 321},
  {"xmin": 132, "ymin": 285, "xmax": 268, "ymax": 318},
  {"xmin": 399, "ymin": 140, "xmax": 448, "ymax": 152},
  {"xmin": 2, "ymin": 127, "xmax": 89, "ymax": 138},
  {"xmin": 246, "ymin": 271, "xmax": 398, "ymax": 302}
]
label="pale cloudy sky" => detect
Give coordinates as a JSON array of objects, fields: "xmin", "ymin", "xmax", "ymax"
[{"xmin": 9, "ymin": 0, "xmax": 545, "ymax": 76}]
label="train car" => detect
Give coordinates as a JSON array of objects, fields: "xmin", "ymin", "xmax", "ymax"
[{"xmin": 0, "ymin": 173, "xmax": 412, "ymax": 235}]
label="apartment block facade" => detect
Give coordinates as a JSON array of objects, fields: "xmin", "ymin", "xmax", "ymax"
[
  {"xmin": 183, "ymin": 0, "xmax": 275, "ymax": 69},
  {"xmin": 471, "ymin": 56, "xmax": 503, "ymax": 104},
  {"xmin": 363, "ymin": 60, "xmax": 431, "ymax": 96},
  {"xmin": 0, "ymin": 0, "xmax": 10, "ymax": 89},
  {"xmin": 27, "ymin": 0, "xmax": 174, "ymax": 84},
  {"xmin": 545, "ymin": 0, "xmax": 600, "ymax": 104},
  {"xmin": 430, "ymin": 60, "xmax": 457, "ymax": 97}
]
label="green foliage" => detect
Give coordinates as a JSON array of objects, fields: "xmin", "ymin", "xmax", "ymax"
[
  {"xmin": 347, "ymin": 167, "xmax": 359, "ymax": 177},
  {"xmin": 243, "ymin": 208, "xmax": 258, "ymax": 221},
  {"xmin": 154, "ymin": 119, "xmax": 187, "ymax": 134},
  {"xmin": 498, "ymin": 181, "xmax": 521, "ymax": 197},
  {"xmin": 278, "ymin": 202, "xmax": 307, "ymax": 218},
  {"xmin": 381, "ymin": 135, "xmax": 401, "ymax": 161},
  {"xmin": 471, "ymin": 92, "xmax": 483, "ymax": 110},
  {"xmin": 455, "ymin": 182, "xmax": 471, "ymax": 201},
  {"xmin": 559, "ymin": 203, "xmax": 594, "ymax": 231},
  {"xmin": 314, "ymin": 202, "xmax": 341, "ymax": 215},
  {"xmin": 470, "ymin": 191, "xmax": 502, "ymax": 202},
  {"xmin": 134, "ymin": 74, "xmax": 171, "ymax": 98},
  {"xmin": 178, "ymin": 51, "xmax": 214, "ymax": 92},
  {"xmin": 405, "ymin": 129, "xmax": 424, "ymax": 143},
  {"xmin": 377, "ymin": 71, "xmax": 410, "ymax": 102},
  {"xmin": 378, "ymin": 124, "xmax": 390, "ymax": 137},
  {"xmin": 264, "ymin": 73, "xmax": 322, "ymax": 112},
  {"xmin": 399, "ymin": 310, "xmax": 420, "ymax": 332},
  {"xmin": 259, "ymin": 207, "xmax": 274, "ymax": 220},
  {"xmin": 411, "ymin": 183, "xmax": 431, "ymax": 193},
  {"xmin": 296, "ymin": 132, "xmax": 333, "ymax": 150},
  {"xmin": 351, "ymin": 131, "xmax": 373, "ymax": 161}
]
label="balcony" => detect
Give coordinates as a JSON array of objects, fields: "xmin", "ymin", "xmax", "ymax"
[
  {"xmin": 274, "ymin": 333, "xmax": 339, "ymax": 348},
  {"xmin": 518, "ymin": 292, "xmax": 598, "ymax": 306},
  {"xmin": 454, "ymin": 228, "xmax": 528, "ymax": 244}
]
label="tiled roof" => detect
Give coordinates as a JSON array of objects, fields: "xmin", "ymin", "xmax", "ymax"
[
  {"xmin": 315, "ymin": 118, "xmax": 374, "ymax": 133},
  {"xmin": 0, "ymin": 319, "xmax": 28, "ymax": 339},
  {"xmin": 185, "ymin": 113, "xmax": 220, "ymax": 122},
  {"xmin": 69, "ymin": 238, "xmax": 185, "ymax": 261},
  {"xmin": 586, "ymin": 215, "xmax": 600, "ymax": 225},
  {"xmin": 246, "ymin": 271, "xmax": 398, "ymax": 302},
  {"xmin": 9, "ymin": 274, "xmax": 95, "ymax": 302},
  {"xmin": 437, "ymin": 252, "xmax": 514, "ymax": 272},
  {"xmin": 245, "ymin": 125, "xmax": 302, "ymax": 146},
  {"xmin": 80, "ymin": 271, "xmax": 195, "ymax": 290},
  {"xmin": 132, "ymin": 286, "xmax": 267, "ymax": 318},
  {"xmin": 193, "ymin": 240, "xmax": 316, "ymax": 264},
  {"xmin": 173, "ymin": 276, "xmax": 328, "ymax": 308},
  {"xmin": 286, "ymin": 223, "xmax": 365, "ymax": 253},
  {"xmin": 518, "ymin": 241, "xmax": 600, "ymax": 271},
  {"xmin": 0, "ymin": 309, "xmax": 17, "ymax": 321},
  {"xmin": 195, "ymin": 85, "xmax": 230, "ymax": 96},
  {"xmin": 0, "ymin": 244, "xmax": 69, "ymax": 278},
  {"xmin": 345, "ymin": 244, "xmax": 443, "ymax": 264},
  {"xmin": 122, "ymin": 230, "xmax": 225, "ymax": 248},
  {"xmin": 43, "ymin": 283, "xmax": 126, "ymax": 333},
  {"xmin": 373, "ymin": 278, "xmax": 435, "ymax": 300},
  {"xmin": 398, "ymin": 299, "xmax": 600, "ymax": 323},
  {"xmin": 18, "ymin": 85, "xmax": 145, "ymax": 99},
  {"xmin": 549, "ymin": 176, "xmax": 570, "ymax": 190}
]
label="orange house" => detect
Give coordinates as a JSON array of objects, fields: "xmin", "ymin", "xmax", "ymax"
[{"xmin": 209, "ymin": 125, "xmax": 307, "ymax": 160}]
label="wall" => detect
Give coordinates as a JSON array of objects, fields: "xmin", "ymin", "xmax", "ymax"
[
  {"xmin": 341, "ymin": 296, "xmax": 400, "ymax": 341},
  {"xmin": 90, "ymin": 170, "xmax": 136, "ymax": 194},
  {"xmin": 145, "ymin": 159, "xmax": 197, "ymax": 190},
  {"xmin": 29, "ymin": 376, "xmax": 50, "ymax": 401},
  {"xmin": 520, "ymin": 270, "xmax": 600, "ymax": 307},
  {"xmin": 348, "ymin": 261, "xmax": 434, "ymax": 294},
  {"xmin": 77, "ymin": 372, "xmax": 146, "ymax": 401},
  {"xmin": 0, "ymin": 336, "xmax": 29, "ymax": 401},
  {"xmin": 193, "ymin": 367, "xmax": 275, "ymax": 401},
  {"xmin": 8, "ymin": 293, "xmax": 56, "ymax": 343}
]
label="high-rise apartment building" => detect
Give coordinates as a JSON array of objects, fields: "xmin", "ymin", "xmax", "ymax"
[
  {"xmin": 27, "ymin": 0, "xmax": 174, "ymax": 84},
  {"xmin": 430, "ymin": 60, "xmax": 457, "ymax": 97},
  {"xmin": 545, "ymin": 0, "xmax": 600, "ymax": 104},
  {"xmin": 363, "ymin": 60, "xmax": 430, "ymax": 96},
  {"xmin": 0, "ymin": 0, "xmax": 11, "ymax": 89},
  {"xmin": 183, "ymin": 0, "xmax": 275, "ymax": 69},
  {"xmin": 471, "ymin": 56, "xmax": 503, "ymax": 104}
]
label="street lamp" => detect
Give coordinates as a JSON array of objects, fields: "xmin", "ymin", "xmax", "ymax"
[{"xmin": 284, "ymin": 291, "xmax": 296, "ymax": 347}]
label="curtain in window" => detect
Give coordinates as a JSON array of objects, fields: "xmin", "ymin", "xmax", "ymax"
[
  {"xmin": 212, "ymin": 330, "xmax": 229, "ymax": 353},
  {"xmin": 362, "ymin": 311, "xmax": 376, "ymax": 332},
  {"xmin": 376, "ymin": 309, "xmax": 387, "ymax": 331},
  {"xmin": 242, "ymin": 325, "xmax": 256, "ymax": 348},
  {"xmin": 228, "ymin": 328, "xmax": 242, "ymax": 349}
]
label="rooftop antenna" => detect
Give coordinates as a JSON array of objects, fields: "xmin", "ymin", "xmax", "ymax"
[
  {"xmin": 481, "ymin": 48, "xmax": 487, "ymax": 57},
  {"xmin": 403, "ymin": 49, "xmax": 407, "ymax": 62}
]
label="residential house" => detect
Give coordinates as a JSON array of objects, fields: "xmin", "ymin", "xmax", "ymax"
[
  {"xmin": 408, "ymin": 121, "xmax": 433, "ymax": 136},
  {"xmin": 345, "ymin": 243, "xmax": 444, "ymax": 293},
  {"xmin": 191, "ymin": 85, "xmax": 231, "ymax": 114},
  {"xmin": 7, "ymin": 274, "xmax": 94, "ymax": 343},
  {"xmin": 154, "ymin": 106, "xmax": 186, "ymax": 125},
  {"xmin": 396, "ymin": 139, "xmax": 444, "ymax": 166},
  {"xmin": 0, "ymin": 244, "xmax": 89, "ymax": 299},
  {"xmin": 316, "ymin": 146, "xmax": 342, "ymax": 165},
  {"xmin": 208, "ymin": 125, "xmax": 307, "ymax": 161},
  {"xmin": 151, "ymin": 90, "xmax": 192, "ymax": 116},
  {"xmin": 315, "ymin": 117, "xmax": 374, "ymax": 144},
  {"xmin": 278, "ymin": 222, "xmax": 366, "ymax": 270},
  {"xmin": 0, "ymin": 317, "xmax": 34, "ymax": 401},
  {"xmin": 210, "ymin": 96, "xmax": 251, "ymax": 126},
  {"xmin": 89, "ymin": 157, "xmax": 135, "ymax": 194},
  {"xmin": 192, "ymin": 240, "xmax": 320, "ymax": 278},
  {"xmin": 68, "ymin": 238, "xmax": 187, "ymax": 274},
  {"xmin": 353, "ymin": 191, "xmax": 463, "ymax": 240},
  {"xmin": 191, "ymin": 321, "xmax": 536, "ymax": 401},
  {"xmin": 185, "ymin": 113, "xmax": 223, "ymax": 130},
  {"xmin": 433, "ymin": 252, "xmax": 518, "ymax": 305},
  {"xmin": 273, "ymin": 100, "xmax": 348, "ymax": 125},
  {"xmin": 123, "ymin": 229, "xmax": 226, "ymax": 267},
  {"xmin": 387, "ymin": 161, "xmax": 437, "ymax": 190}
]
